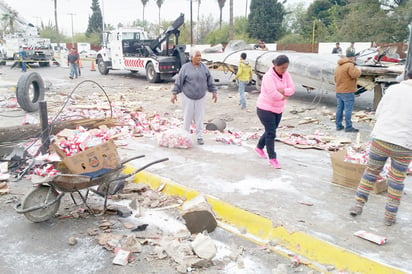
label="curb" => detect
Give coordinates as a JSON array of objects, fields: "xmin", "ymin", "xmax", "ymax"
[{"xmin": 124, "ymin": 166, "xmax": 406, "ymax": 274}]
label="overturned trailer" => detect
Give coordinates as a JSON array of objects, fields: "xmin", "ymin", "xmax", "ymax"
[{"xmin": 202, "ymin": 41, "xmax": 406, "ymax": 109}]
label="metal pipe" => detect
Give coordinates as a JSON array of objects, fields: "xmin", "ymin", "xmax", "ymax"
[{"xmin": 39, "ymin": 101, "xmax": 50, "ymax": 155}]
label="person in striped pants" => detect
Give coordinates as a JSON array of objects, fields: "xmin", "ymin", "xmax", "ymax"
[{"xmin": 350, "ymin": 70, "xmax": 412, "ymax": 226}]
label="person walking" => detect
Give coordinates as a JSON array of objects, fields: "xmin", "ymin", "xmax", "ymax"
[
  {"xmin": 171, "ymin": 48, "xmax": 217, "ymax": 145},
  {"xmin": 234, "ymin": 52, "xmax": 252, "ymax": 110},
  {"xmin": 67, "ymin": 48, "xmax": 80, "ymax": 79},
  {"xmin": 349, "ymin": 70, "xmax": 412, "ymax": 226},
  {"xmin": 19, "ymin": 46, "xmax": 27, "ymax": 72},
  {"xmin": 334, "ymin": 51, "xmax": 361, "ymax": 132},
  {"xmin": 255, "ymin": 55, "xmax": 295, "ymax": 169}
]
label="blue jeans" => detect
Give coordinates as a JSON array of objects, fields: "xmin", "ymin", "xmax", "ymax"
[
  {"xmin": 70, "ymin": 63, "xmax": 79, "ymax": 78},
  {"xmin": 238, "ymin": 80, "xmax": 247, "ymax": 108},
  {"xmin": 256, "ymin": 108, "xmax": 282, "ymax": 159},
  {"xmin": 335, "ymin": 92, "xmax": 355, "ymax": 129}
]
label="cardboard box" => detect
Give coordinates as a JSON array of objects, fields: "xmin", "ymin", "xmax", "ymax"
[
  {"xmin": 53, "ymin": 140, "xmax": 120, "ymax": 178},
  {"xmin": 330, "ymin": 149, "xmax": 387, "ymax": 194}
]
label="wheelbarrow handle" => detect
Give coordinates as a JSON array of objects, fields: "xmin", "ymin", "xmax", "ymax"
[{"xmin": 116, "ymin": 157, "xmax": 169, "ymax": 181}]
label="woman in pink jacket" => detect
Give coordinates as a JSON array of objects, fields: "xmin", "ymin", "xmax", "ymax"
[{"xmin": 255, "ymin": 55, "xmax": 295, "ymax": 169}]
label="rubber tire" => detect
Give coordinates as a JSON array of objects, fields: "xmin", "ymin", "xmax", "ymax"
[
  {"xmin": 146, "ymin": 62, "xmax": 161, "ymax": 83},
  {"xmin": 97, "ymin": 58, "xmax": 109, "ymax": 75},
  {"xmin": 16, "ymin": 71, "xmax": 45, "ymax": 112},
  {"xmin": 22, "ymin": 186, "xmax": 60, "ymax": 223}
]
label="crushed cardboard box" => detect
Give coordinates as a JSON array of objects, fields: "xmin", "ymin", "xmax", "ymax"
[{"xmin": 330, "ymin": 149, "xmax": 387, "ymax": 194}]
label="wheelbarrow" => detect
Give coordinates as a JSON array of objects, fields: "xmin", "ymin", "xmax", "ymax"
[{"xmin": 15, "ymin": 155, "xmax": 168, "ymax": 222}]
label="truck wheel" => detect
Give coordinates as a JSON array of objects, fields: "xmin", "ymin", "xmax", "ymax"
[
  {"xmin": 16, "ymin": 72, "xmax": 45, "ymax": 112},
  {"xmin": 97, "ymin": 58, "xmax": 109, "ymax": 75},
  {"xmin": 146, "ymin": 62, "xmax": 161, "ymax": 83},
  {"xmin": 39, "ymin": 61, "xmax": 50, "ymax": 67}
]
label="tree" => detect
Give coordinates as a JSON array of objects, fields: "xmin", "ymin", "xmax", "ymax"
[
  {"xmin": 141, "ymin": 0, "xmax": 149, "ymax": 22},
  {"xmin": 86, "ymin": 0, "xmax": 103, "ymax": 37},
  {"xmin": 217, "ymin": 0, "xmax": 226, "ymax": 29},
  {"xmin": 156, "ymin": 0, "xmax": 164, "ymax": 34},
  {"xmin": 1, "ymin": 11, "xmax": 17, "ymax": 34},
  {"xmin": 54, "ymin": 0, "xmax": 59, "ymax": 35},
  {"xmin": 229, "ymin": 0, "xmax": 233, "ymax": 40},
  {"xmin": 247, "ymin": 0, "xmax": 287, "ymax": 42}
]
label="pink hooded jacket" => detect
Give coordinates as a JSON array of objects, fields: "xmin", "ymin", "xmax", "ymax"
[{"xmin": 256, "ymin": 67, "xmax": 295, "ymax": 114}]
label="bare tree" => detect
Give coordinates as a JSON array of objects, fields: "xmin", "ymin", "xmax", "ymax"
[
  {"xmin": 217, "ymin": 0, "xmax": 226, "ymax": 29},
  {"xmin": 54, "ymin": 0, "xmax": 59, "ymax": 34},
  {"xmin": 229, "ymin": 0, "xmax": 233, "ymax": 40},
  {"xmin": 141, "ymin": 0, "xmax": 149, "ymax": 22},
  {"xmin": 156, "ymin": 0, "xmax": 164, "ymax": 33}
]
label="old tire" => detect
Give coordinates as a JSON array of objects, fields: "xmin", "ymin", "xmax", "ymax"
[
  {"xmin": 16, "ymin": 72, "xmax": 45, "ymax": 112},
  {"xmin": 146, "ymin": 62, "xmax": 161, "ymax": 83},
  {"xmin": 97, "ymin": 58, "xmax": 109, "ymax": 75},
  {"xmin": 22, "ymin": 186, "xmax": 60, "ymax": 223}
]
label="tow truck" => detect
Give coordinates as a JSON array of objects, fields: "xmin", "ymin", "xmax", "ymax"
[{"xmin": 96, "ymin": 13, "xmax": 188, "ymax": 83}]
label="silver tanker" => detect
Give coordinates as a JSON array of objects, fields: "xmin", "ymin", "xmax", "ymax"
[{"xmin": 201, "ymin": 40, "xmax": 406, "ymax": 109}]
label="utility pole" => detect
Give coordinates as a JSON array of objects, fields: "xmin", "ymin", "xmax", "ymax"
[
  {"xmin": 190, "ymin": 0, "xmax": 193, "ymax": 46},
  {"xmin": 68, "ymin": 13, "xmax": 76, "ymax": 48}
]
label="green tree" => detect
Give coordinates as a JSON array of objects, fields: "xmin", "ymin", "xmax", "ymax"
[
  {"xmin": 86, "ymin": 0, "xmax": 103, "ymax": 37},
  {"xmin": 39, "ymin": 22, "xmax": 66, "ymax": 43},
  {"xmin": 337, "ymin": 0, "xmax": 411, "ymax": 42},
  {"xmin": 247, "ymin": 0, "xmax": 286, "ymax": 42}
]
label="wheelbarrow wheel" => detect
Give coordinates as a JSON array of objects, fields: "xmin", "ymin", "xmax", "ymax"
[{"xmin": 22, "ymin": 186, "xmax": 60, "ymax": 222}]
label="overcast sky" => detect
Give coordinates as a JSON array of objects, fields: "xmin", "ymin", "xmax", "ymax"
[{"xmin": 5, "ymin": 0, "xmax": 310, "ymax": 35}]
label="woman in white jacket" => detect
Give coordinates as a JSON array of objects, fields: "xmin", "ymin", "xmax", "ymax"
[{"xmin": 350, "ymin": 70, "xmax": 412, "ymax": 226}]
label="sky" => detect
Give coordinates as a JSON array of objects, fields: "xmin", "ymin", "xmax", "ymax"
[{"xmin": 5, "ymin": 0, "xmax": 311, "ymax": 36}]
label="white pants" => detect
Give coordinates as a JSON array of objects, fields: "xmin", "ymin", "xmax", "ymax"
[{"xmin": 182, "ymin": 94, "xmax": 206, "ymax": 139}]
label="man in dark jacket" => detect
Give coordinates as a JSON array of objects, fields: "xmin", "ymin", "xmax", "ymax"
[
  {"xmin": 67, "ymin": 48, "xmax": 79, "ymax": 79},
  {"xmin": 334, "ymin": 51, "xmax": 361, "ymax": 132}
]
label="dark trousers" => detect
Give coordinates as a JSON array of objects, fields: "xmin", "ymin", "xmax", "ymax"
[{"xmin": 256, "ymin": 107, "xmax": 282, "ymax": 159}]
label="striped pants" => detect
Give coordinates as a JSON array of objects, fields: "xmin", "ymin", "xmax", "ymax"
[{"xmin": 355, "ymin": 139, "xmax": 412, "ymax": 220}]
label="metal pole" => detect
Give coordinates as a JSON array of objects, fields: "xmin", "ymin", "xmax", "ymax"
[
  {"xmin": 39, "ymin": 101, "xmax": 50, "ymax": 155},
  {"xmin": 68, "ymin": 13, "xmax": 75, "ymax": 48}
]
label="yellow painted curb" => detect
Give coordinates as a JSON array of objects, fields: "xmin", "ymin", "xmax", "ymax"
[{"xmin": 124, "ymin": 167, "xmax": 406, "ymax": 274}]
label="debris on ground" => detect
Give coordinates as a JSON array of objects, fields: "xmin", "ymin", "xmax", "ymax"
[{"xmin": 181, "ymin": 195, "xmax": 217, "ymax": 234}]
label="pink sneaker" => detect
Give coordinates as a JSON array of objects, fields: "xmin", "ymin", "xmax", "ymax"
[
  {"xmin": 269, "ymin": 158, "xmax": 281, "ymax": 169},
  {"xmin": 254, "ymin": 147, "xmax": 267, "ymax": 159}
]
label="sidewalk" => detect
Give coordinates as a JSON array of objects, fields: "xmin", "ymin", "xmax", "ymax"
[{"xmin": 121, "ymin": 133, "xmax": 412, "ymax": 273}]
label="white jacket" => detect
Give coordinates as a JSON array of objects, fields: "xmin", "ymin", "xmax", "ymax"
[{"xmin": 371, "ymin": 79, "xmax": 412, "ymax": 149}]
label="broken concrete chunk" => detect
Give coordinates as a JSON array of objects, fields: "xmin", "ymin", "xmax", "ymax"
[
  {"xmin": 112, "ymin": 248, "xmax": 131, "ymax": 266},
  {"xmin": 272, "ymin": 263, "xmax": 288, "ymax": 274},
  {"xmin": 122, "ymin": 182, "xmax": 148, "ymax": 193},
  {"xmin": 129, "ymin": 198, "xmax": 139, "ymax": 210},
  {"xmin": 67, "ymin": 236, "xmax": 78, "ymax": 246},
  {"xmin": 191, "ymin": 233, "xmax": 217, "ymax": 260},
  {"xmin": 122, "ymin": 235, "xmax": 142, "ymax": 253},
  {"xmin": 181, "ymin": 195, "xmax": 217, "ymax": 234}
]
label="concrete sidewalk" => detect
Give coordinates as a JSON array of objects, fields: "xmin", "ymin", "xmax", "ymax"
[{"xmin": 121, "ymin": 133, "xmax": 412, "ymax": 273}]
